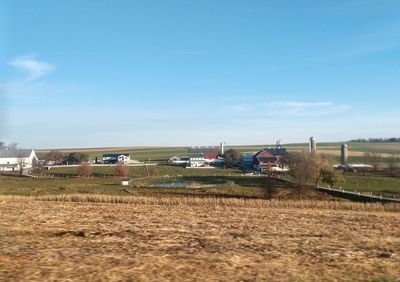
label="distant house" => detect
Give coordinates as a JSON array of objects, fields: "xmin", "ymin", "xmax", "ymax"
[
  {"xmin": 168, "ymin": 155, "xmax": 181, "ymax": 163},
  {"xmin": 0, "ymin": 149, "xmax": 38, "ymax": 172},
  {"xmin": 188, "ymin": 147, "xmax": 219, "ymax": 167},
  {"xmin": 253, "ymin": 146, "xmax": 288, "ymax": 172},
  {"xmin": 168, "ymin": 155, "xmax": 190, "ymax": 166},
  {"xmin": 253, "ymin": 150, "xmax": 278, "ymax": 171},
  {"xmin": 102, "ymin": 153, "xmax": 130, "ymax": 164}
]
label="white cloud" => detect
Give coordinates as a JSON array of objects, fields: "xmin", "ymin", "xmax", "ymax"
[
  {"xmin": 8, "ymin": 55, "xmax": 55, "ymax": 81},
  {"xmin": 2, "ymin": 55, "xmax": 56, "ymax": 99},
  {"xmin": 226, "ymin": 99, "xmax": 350, "ymax": 118}
]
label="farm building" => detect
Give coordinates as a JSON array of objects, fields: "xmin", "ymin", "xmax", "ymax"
[
  {"xmin": 240, "ymin": 152, "xmax": 256, "ymax": 167},
  {"xmin": 168, "ymin": 155, "xmax": 190, "ymax": 166},
  {"xmin": 188, "ymin": 147, "xmax": 219, "ymax": 167},
  {"xmin": 102, "ymin": 153, "xmax": 131, "ymax": 164},
  {"xmin": 253, "ymin": 146, "xmax": 288, "ymax": 172},
  {"xmin": 0, "ymin": 149, "xmax": 38, "ymax": 172}
]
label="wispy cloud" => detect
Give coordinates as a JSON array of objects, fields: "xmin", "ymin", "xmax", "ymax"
[
  {"xmin": 2, "ymin": 55, "xmax": 56, "ymax": 99},
  {"xmin": 8, "ymin": 55, "xmax": 55, "ymax": 81},
  {"xmin": 226, "ymin": 100, "xmax": 350, "ymax": 118}
]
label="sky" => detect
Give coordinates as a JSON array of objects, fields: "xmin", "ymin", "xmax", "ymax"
[{"xmin": 0, "ymin": 0, "xmax": 399, "ymax": 149}]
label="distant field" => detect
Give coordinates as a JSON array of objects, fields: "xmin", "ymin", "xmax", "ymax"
[
  {"xmin": 342, "ymin": 175, "xmax": 400, "ymax": 195},
  {"xmin": 1, "ymin": 197, "xmax": 399, "ymax": 281},
  {"xmin": 36, "ymin": 142, "xmax": 400, "ymax": 162},
  {"xmin": 0, "ymin": 174, "xmax": 335, "ymax": 200},
  {"xmin": 42, "ymin": 165, "xmax": 242, "ymax": 177}
]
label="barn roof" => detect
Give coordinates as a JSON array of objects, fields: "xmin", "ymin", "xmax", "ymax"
[
  {"xmin": 0, "ymin": 149, "xmax": 34, "ymax": 158},
  {"xmin": 103, "ymin": 153, "xmax": 130, "ymax": 158}
]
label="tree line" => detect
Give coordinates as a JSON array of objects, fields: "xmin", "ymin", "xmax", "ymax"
[{"xmin": 350, "ymin": 138, "xmax": 400, "ymax": 143}]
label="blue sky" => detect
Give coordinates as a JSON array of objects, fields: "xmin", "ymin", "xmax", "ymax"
[{"xmin": 1, "ymin": 1, "xmax": 400, "ymax": 149}]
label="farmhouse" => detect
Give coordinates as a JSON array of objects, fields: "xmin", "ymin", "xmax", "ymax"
[
  {"xmin": 254, "ymin": 147, "xmax": 288, "ymax": 172},
  {"xmin": 168, "ymin": 155, "xmax": 190, "ymax": 166},
  {"xmin": 0, "ymin": 149, "xmax": 38, "ymax": 172},
  {"xmin": 102, "ymin": 153, "xmax": 130, "ymax": 164},
  {"xmin": 188, "ymin": 147, "xmax": 219, "ymax": 167}
]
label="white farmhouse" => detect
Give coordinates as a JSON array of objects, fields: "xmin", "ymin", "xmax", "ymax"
[{"xmin": 0, "ymin": 149, "xmax": 39, "ymax": 172}]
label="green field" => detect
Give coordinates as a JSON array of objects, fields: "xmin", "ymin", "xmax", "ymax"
[
  {"xmin": 41, "ymin": 165, "xmax": 242, "ymax": 177},
  {"xmin": 0, "ymin": 174, "xmax": 305, "ymax": 200},
  {"xmin": 36, "ymin": 142, "xmax": 400, "ymax": 163},
  {"xmin": 341, "ymin": 175, "xmax": 400, "ymax": 194}
]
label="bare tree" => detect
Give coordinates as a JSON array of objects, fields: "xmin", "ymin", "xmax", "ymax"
[
  {"xmin": 284, "ymin": 151, "xmax": 328, "ymax": 199},
  {"xmin": 223, "ymin": 149, "xmax": 241, "ymax": 168},
  {"xmin": 147, "ymin": 165, "xmax": 159, "ymax": 177},
  {"xmin": 264, "ymin": 176, "xmax": 275, "ymax": 200},
  {"xmin": 78, "ymin": 163, "xmax": 93, "ymax": 177},
  {"xmin": 45, "ymin": 150, "xmax": 64, "ymax": 165},
  {"xmin": 115, "ymin": 164, "xmax": 129, "ymax": 177}
]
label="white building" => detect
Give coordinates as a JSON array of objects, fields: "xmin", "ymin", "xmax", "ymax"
[
  {"xmin": 0, "ymin": 149, "xmax": 39, "ymax": 172},
  {"xmin": 102, "ymin": 153, "xmax": 131, "ymax": 164}
]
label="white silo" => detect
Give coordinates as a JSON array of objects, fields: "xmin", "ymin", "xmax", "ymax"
[
  {"xmin": 220, "ymin": 142, "xmax": 225, "ymax": 155},
  {"xmin": 341, "ymin": 144, "xmax": 348, "ymax": 165},
  {"xmin": 309, "ymin": 137, "xmax": 316, "ymax": 153}
]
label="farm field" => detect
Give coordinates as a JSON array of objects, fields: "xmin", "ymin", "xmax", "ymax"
[
  {"xmin": 0, "ymin": 175, "xmax": 335, "ymax": 200},
  {"xmin": 36, "ymin": 142, "xmax": 400, "ymax": 162},
  {"xmin": 42, "ymin": 165, "xmax": 242, "ymax": 178},
  {"xmin": 342, "ymin": 174, "xmax": 400, "ymax": 194},
  {"xmin": 0, "ymin": 197, "xmax": 399, "ymax": 281}
]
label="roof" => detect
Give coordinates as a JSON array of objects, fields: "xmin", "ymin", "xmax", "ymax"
[
  {"xmin": 263, "ymin": 147, "xmax": 288, "ymax": 156},
  {"xmin": 203, "ymin": 151, "xmax": 218, "ymax": 160},
  {"xmin": 188, "ymin": 147, "xmax": 219, "ymax": 154},
  {"xmin": 0, "ymin": 163, "xmax": 19, "ymax": 168},
  {"xmin": 0, "ymin": 149, "xmax": 34, "ymax": 158},
  {"xmin": 103, "ymin": 153, "xmax": 130, "ymax": 158},
  {"xmin": 254, "ymin": 150, "xmax": 280, "ymax": 164}
]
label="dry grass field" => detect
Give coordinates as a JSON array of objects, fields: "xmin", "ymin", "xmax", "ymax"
[{"xmin": 1, "ymin": 196, "xmax": 399, "ymax": 281}]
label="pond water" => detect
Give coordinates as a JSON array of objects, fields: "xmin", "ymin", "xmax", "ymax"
[{"xmin": 151, "ymin": 182, "xmax": 194, "ymax": 188}]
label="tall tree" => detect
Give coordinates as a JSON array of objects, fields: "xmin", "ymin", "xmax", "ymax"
[
  {"xmin": 318, "ymin": 167, "xmax": 344, "ymax": 188},
  {"xmin": 223, "ymin": 149, "xmax": 241, "ymax": 168},
  {"xmin": 283, "ymin": 151, "xmax": 329, "ymax": 198},
  {"xmin": 45, "ymin": 150, "xmax": 64, "ymax": 165},
  {"xmin": 115, "ymin": 164, "xmax": 129, "ymax": 177},
  {"xmin": 78, "ymin": 163, "xmax": 92, "ymax": 177},
  {"xmin": 66, "ymin": 152, "xmax": 89, "ymax": 164}
]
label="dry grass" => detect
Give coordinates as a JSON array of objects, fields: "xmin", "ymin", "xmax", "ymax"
[
  {"xmin": 1, "ymin": 197, "xmax": 399, "ymax": 281},
  {"xmin": 1, "ymin": 194, "xmax": 400, "ymax": 212}
]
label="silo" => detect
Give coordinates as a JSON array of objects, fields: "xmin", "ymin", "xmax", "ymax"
[
  {"xmin": 309, "ymin": 137, "xmax": 316, "ymax": 153},
  {"xmin": 220, "ymin": 142, "xmax": 224, "ymax": 155},
  {"xmin": 341, "ymin": 144, "xmax": 348, "ymax": 165}
]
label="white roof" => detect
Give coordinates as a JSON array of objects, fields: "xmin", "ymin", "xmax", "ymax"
[{"xmin": 0, "ymin": 149, "xmax": 34, "ymax": 158}]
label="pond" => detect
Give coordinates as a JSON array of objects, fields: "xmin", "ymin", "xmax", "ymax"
[{"xmin": 151, "ymin": 182, "xmax": 194, "ymax": 188}]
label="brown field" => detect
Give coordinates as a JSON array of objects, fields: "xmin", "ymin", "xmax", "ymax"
[{"xmin": 1, "ymin": 196, "xmax": 399, "ymax": 281}]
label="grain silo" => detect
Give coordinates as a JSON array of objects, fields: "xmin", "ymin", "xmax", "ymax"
[
  {"xmin": 341, "ymin": 144, "xmax": 348, "ymax": 165},
  {"xmin": 309, "ymin": 137, "xmax": 316, "ymax": 153}
]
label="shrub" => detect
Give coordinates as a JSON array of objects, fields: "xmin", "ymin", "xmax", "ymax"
[
  {"xmin": 78, "ymin": 163, "xmax": 93, "ymax": 177},
  {"xmin": 115, "ymin": 164, "xmax": 129, "ymax": 177}
]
